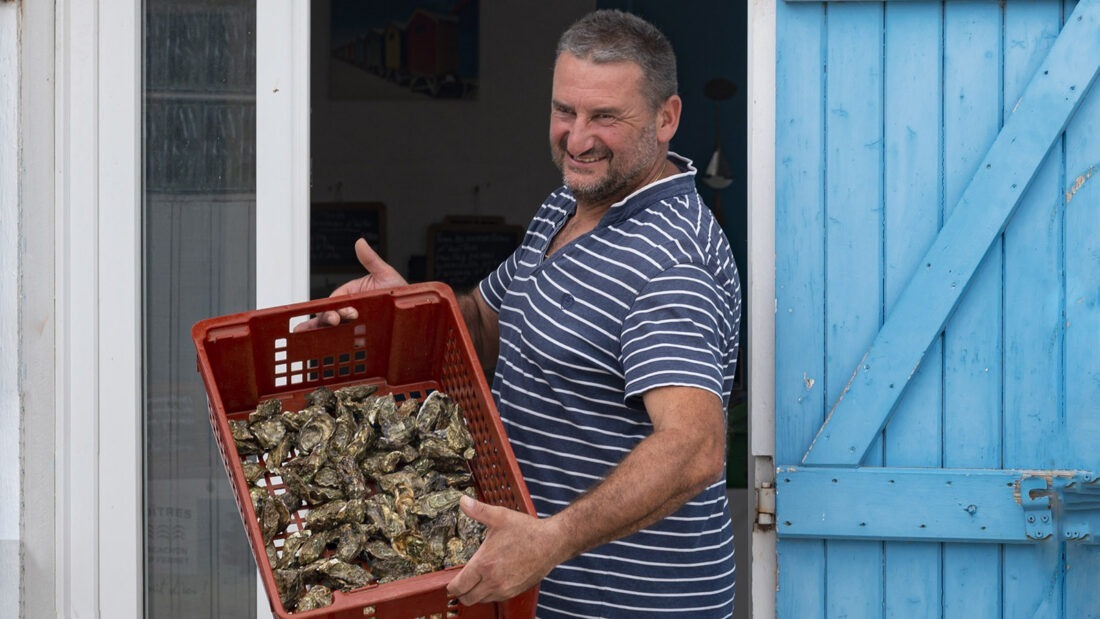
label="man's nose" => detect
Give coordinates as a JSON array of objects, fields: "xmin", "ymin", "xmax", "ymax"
[{"xmin": 565, "ymin": 118, "xmax": 596, "ymax": 155}]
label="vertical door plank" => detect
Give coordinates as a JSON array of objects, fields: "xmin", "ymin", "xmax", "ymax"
[
  {"xmin": 1062, "ymin": 0, "xmax": 1100, "ymax": 615},
  {"xmin": 1063, "ymin": 0, "xmax": 1100, "ymax": 473},
  {"xmin": 823, "ymin": 4, "xmax": 885, "ymax": 617},
  {"xmin": 1002, "ymin": 0, "xmax": 1065, "ymax": 470},
  {"xmin": 882, "ymin": 3, "xmax": 944, "ymax": 615},
  {"xmin": 941, "ymin": 3, "xmax": 1004, "ymax": 618},
  {"xmin": 775, "ymin": 1, "xmax": 827, "ymax": 616},
  {"xmin": 1001, "ymin": 3, "xmax": 1069, "ymax": 618}
]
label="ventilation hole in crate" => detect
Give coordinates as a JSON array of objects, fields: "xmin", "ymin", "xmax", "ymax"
[
  {"xmin": 308, "ymin": 358, "xmax": 319, "ymax": 369},
  {"xmin": 354, "ymin": 337, "xmax": 366, "ymax": 348},
  {"xmin": 291, "ymin": 361, "xmax": 303, "ymax": 372},
  {"xmin": 323, "ymin": 355, "xmax": 334, "ymax": 366},
  {"xmin": 291, "ymin": 374, "xmax": 303, "ymax": 385},
  {"xmin": 339, "ymin": 353, "xmax": 350, "ymax": 364},
  {"xmin": 275, "ymin": 376, "xmax": 287, "ymax": 387},
  {"xmin": 308, "ymin": 372, "xmax": 318, "ymax": 382},
  {"xmin": 275, "ymin": 337, "xmax": 287, "ymax": 349},
  {"xmin": 275, "ymin": 363, "xmax": 287, "ymax": 375},
  {"xmin": 339, "ymin": 367, "xmax": 350, "ymax": 377},
  {"xmin": 322, "ymin": 368, "xmax": 334, "ymax": 379},
  {"xmin": 354, "ymin": 364, "xmax": 365, "ymax": 374},
  {"xmin": 354, "ymin": 350, "xmax": 366, "ymax": 360},
  {"xmin": 275, "ymin": 350, "xmax": 286, "ymax": 362}
]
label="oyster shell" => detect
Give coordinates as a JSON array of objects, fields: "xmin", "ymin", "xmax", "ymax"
[
  {"xmin": 249, "ymin": 398, "xmax": 283, "ymax": 424},
  {"xmin": 250, "ymin": 417, "xmax": 287, "ymax": 450},
  {"xmin": 295, "ymin": 528, "xmax": 332, "ymax": 565},
  {"xmin": 305, "ymin": 557, "xmax": 372, "ymax": 590},
  {"xmin": 273, "ymin": 568, "xmax": 303, "ymax": 609},
  {"xmin": 241, "ymin": 461, "xmax": 267, "ymax": 484},
  {"xmin": 256, "ymin": 493, "xmax": 291, "ymax": 545},
  {"xmin": 304, "ymin": 498, "xmax": 366, "ymax": 531},
  {"xmin": 296, "ymin": 409, "xmax": 336, "ymax": 454},
  {"xmin": 413, "ymin": 488, "xmax": 464, "ymax": 519},
  {"xmin": 305, "ymin": 386, "xmax": 337, "ymax": 413},
  {"xmin": 294, "ymin": 585, "xmax": 332, "ymax": 612},
  {"xmin": 230, "ymin": 419, "xmax": 263, "ymax": 456}
]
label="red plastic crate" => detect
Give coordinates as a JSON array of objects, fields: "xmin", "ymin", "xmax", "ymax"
[{"xmin": 192, "ymin": 283, "xmax": 538, "ymax": 619}]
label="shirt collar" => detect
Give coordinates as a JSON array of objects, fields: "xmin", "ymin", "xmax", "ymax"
[{"xmin": 600, "ymin": 151, "xmax": 698, "ymax": 223}]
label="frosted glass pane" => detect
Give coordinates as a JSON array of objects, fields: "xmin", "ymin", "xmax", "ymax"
[{"xmin": 143, "ymin": 2, "xmax": 256, "ymax": 617}]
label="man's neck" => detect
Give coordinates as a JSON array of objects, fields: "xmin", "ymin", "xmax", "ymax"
[{"xmin": 574, "ymin": 155, "xmax": 676, "ymax": 214}]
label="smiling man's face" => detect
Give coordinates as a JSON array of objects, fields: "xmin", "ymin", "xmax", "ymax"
[{"xmin": 549, "ymin": 53, "xmax": 677, "ymax": 209}]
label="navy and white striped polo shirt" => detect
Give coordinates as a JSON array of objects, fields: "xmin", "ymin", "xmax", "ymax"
[{"xmin": 479, "ymin": 154, "xmax": 741, "ymax": 618}]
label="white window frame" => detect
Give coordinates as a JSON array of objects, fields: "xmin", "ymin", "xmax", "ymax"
[{"xmin": 54, "ymin": 0, "xmax": 142, "ymax": 617}]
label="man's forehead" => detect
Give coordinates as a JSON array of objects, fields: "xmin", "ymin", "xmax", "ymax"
[{"xmin": 552, "ymin": 54, "xmax": 645, "ymax": 98}]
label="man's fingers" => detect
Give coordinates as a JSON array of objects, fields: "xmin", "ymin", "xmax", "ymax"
[
  {"xmin": 446, "ymin": 564, "xmax": 481, "ymax": 600},
  {"xmin": 334, "ymin": 307, "xmax": 358, "ymax": 322}
]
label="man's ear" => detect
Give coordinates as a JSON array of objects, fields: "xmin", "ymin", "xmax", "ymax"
[{"xmin": 657, "ymin": 94, "xmax": 682, "ymax": 143}]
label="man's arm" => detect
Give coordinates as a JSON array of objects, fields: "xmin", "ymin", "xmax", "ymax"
[
  {"xmin": 456, "ymin": 290, "xmax": 500, "ymax": 372},
  {"xmin": 446, "ymin": 384, "xmax": 728, "ymax": 605}
]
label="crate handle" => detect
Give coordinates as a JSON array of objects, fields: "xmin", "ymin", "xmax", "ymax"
[{"xmin": 204, "ymin": 324, "xmax": 250, "ymax": 342}]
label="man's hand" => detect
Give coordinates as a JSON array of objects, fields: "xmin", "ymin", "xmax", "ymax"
[
  {"xmin": 294, "ymin": 239, "xmax": 407, "ymax": 331},
  {"xmin": 446, "ymin": 495, "xmax": 566, "ymax": 606}
]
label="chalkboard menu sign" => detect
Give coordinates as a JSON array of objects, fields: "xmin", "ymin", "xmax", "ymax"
[
  {"xmin": 310, "ymin": 202, "xmax": 387, "ymax": 270},
  {"xmin": 427, "ymin": 216, "xmax": 524, "ymax": 290}
]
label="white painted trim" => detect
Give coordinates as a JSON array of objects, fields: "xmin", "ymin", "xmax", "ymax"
[
  {"xmin": 257, "ymin": 0, "xmax": 311, "ymax": 311},
  {"xmin": 0, "ymin": 0, "xmax": 20, "ymax": 545},
  {"xmin": 97, "ymin": 1, "xmax": 143, "ymax": 616},
  {"xmin": 0, "ymin": 6, "xmax": 21, "ymax": 615},
  {"xmin": 20, "ymin": 0, "xmax": 59, "ymax": 614},
  {"xmin": 56, "ymin": 0, "xmax": 143, "ymax": 616},
  {"xmin": 747, "ymin": 1, "xmax": 777, "ymax": 618},
  {"xmin": 256, "ymin": 2, "xmax": 311, "ymax": 615},
  {"xmin": 57, "ymin": 1, "xmax": 101, "ymax": 613}
]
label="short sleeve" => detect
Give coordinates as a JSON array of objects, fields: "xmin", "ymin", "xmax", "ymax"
[{"xmin": 620, "ymin": 263, "xmax": 731, "ymax": 405}]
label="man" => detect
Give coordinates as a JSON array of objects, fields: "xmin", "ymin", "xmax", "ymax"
[{"xmin": 308, "ymin": 10, "xmax": 740, "ymax": 617}]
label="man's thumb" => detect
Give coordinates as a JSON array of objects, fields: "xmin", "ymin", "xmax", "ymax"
[
  {"xmin": 459, "ymin": 494, "xmax": 493, "ymax": 525},
  {"xmin": 354, "ymin": 237, "xmax": 381, "ymax": 270}
]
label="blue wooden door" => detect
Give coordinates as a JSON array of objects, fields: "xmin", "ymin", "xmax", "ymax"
[{"xmin": 774, "ymin": 0, "xmax": 1100, "ymax": 617}]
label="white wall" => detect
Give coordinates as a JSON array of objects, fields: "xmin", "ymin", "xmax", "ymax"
[{"xmin": 310, "ymin": 2, "xmax": 595, "ymax": 280}]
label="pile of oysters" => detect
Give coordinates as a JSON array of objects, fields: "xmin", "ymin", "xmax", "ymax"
[{"xmin": 230, "ymin": 384, "xmax": 485, "ymax": 613}]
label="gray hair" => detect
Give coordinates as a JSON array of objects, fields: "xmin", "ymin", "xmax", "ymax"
[{"xmin": 556, "ymin": 9, "xmax": 678, "ymax": 110}]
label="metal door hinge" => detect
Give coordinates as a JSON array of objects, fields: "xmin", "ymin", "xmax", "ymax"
[
  {"xmin": 1020, "ymin": 472, "xmax": 1100, "ymax": 544},
  {"xmin": 756, "ymin": 481, "xmax": 776, "ymax": 530}
]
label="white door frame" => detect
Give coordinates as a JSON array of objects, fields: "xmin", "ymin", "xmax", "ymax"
[
  {"xmin": 257, "ymin": 0, "xmax": 311, "ymax": 311},
  {"xmin": 255, "ymin": 1, "xmax": 311, "ymax": 615},
  {"xmin": 747, "ymin": 1, "xmax": 777, "ymax": 618}
]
